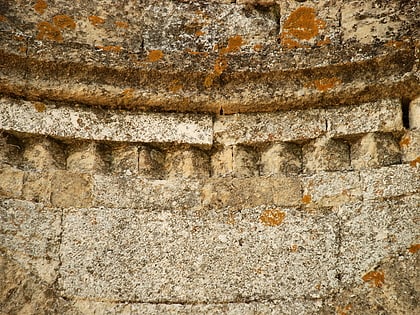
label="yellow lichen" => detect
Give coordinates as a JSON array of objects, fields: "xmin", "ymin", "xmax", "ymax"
[
  {"xmin": 362, "ymin": 270, "xmax": 384, "ymax": 287},
  {"xmin": 302, "ymin": 194, "xmax": 312, "ymax": 204},
  {"xmin": 34, "ymin": 0, "xmax": 48, "ymax": 15},
  {"xmin": 88, "ymin": 16, "xmax": 105, "ymax": 27},
  {"xmin": 147, "ymin": 50, "xmax": 164, "ymax": 62},
  {"xmin": 53, "ymin": 15, "xmax": 76, "ymax": 30},
  {"xmin": 260, "ymin": 209, "xmax": 286, "ymax": 227},
  {"xmin": 115, "ymin": 21, "xmax": 129, "ymax": 28}
]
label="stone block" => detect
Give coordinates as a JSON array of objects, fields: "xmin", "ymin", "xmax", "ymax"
[
  {"xmin": 166, "ymin": 148, "xmax": 210, "ymax": 179},
  {"xmin": 60, "ymin": 206, "xmax": 338, "ymax": 302},
  {"xmin": 0, "ymin": 199, "xmax": 61, "ymax": 284},
  {"xmin": 0, "ymin": 166, "xmax": 24, "ymax": 199},
  {"xmin": 362, "ymin": 164, "xmax": 420, "ymax": 200},
  {"xmin": 350, "ymin": 133, "xmax": 401, "ymax": 169},
  {"xmin": 110, "ymin": 144, "xmax": 138, "ymax": 176},
  {"xmin": 93, "ymin": 175, "xmax": 201, "ymax": 210},
  {"xmin": 50, "ymin": 171, "xmax": 93, "ymax": 208},
  {"xmin": 138, "ymin": 146, "xmax": 166, "ymax": 179},
  {"xmin": 22, "ymin": 137, "xmax": 65, "ymax": 171},
  {"xmin": 279, "ymin": 1, "xmax": 341, "ymax": 49},
  {"xmin": 410, "ymin": 97, "xmax": 420, "ymax": 129},
  {"xmin": 303, "ymin": 136, "xmax": 351, "ymax": 172},
  {"xmin": 22, "ymin": 172, "xmax": 52, "ymax": 205},
  {"xmin": 67, "ymin": 142, "xmax": 105, "ymax": 173},
  {"xmin": 201, "ymin": 177, "xmax": 301, "ymax": 209},
  {"xmin": 211, "ymin": 146, "xmax": 259, "ymax": 178},
  {"xmin": 260, "ymin": 142, "xmax": 302, "ymax": 176},
  {"xmin": 338, "ymin": 196, "xmax": 419, "ymax": 286},
  {"xmin": 326, "ymin": 99, "xmax": 403, "ymax": 137},
  {"xmin": 0, "ymin": 98, "xmax": 213, "ymax": 145},
  {"xmin": 400, "ymin": 130, "xmax": 420, "ymax": 166},
  {"xmin": 214, "ymin": 108, "xmax": 326, "ymax": 145},
  {"xmin": 301, "ymin": 171, "xmax": 362, "ymax": 207}
]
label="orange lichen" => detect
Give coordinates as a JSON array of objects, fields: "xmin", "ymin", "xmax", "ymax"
[
  {"xmin": 115, "ymin": 21, "xmax": 129, "ymax": 28},
  {"xmin": 290, "ymin": 244, "xmax": 299, "ymax": 252},
  {"xmin": 19, "ymin": 46, "xmax": 27, "ymax": 53},
  {"xmin": 409, "ymin": 156, "xmax": 420, "ymax": 167},
  {"xmin": 36, "ymin": 21, "xmax": 63, "ymax": 42},
  {"xmin": 185, "ymin": 48, "xmax": 209, "ymax": 57},
  {"xmin": 302, "ymin": 194, "xmax": 312, "ymax": 204},
  {"xmin": 336, "ymin": 304, "xmax": 352, "ymax": 315},
  {"xmin": 253, "ymin": 44, "xmax": 263, "ymax": 52},
  {"xmin": 88, "ymin": 15, "xmax": 105, "ymax": 26},
  {"xmin": 53, "ymin": 15, "xmax": 76, "ymax": 30},
  {"xmin": 214, "ymin": 57, "xmax": 228, "ymax": 75},
  {"xmin": 221, "ymin": 35, "xmax": 243, "ymax": 54},
  {"xmin": 408, "ymin": 243, "xmax": 420, "ymax": 253},
  {"xmin": 169, "ymin": 80, "xmax": 183, "ymax": 93},
  {"xmin": 313, "ymin": 77, "xmax": 342, "ymax": 92},
  {"xmin": 34, "ymin": 0, "xmax": 48, "ymax": 15},
  {"xmin": 385, "ymin": 40, "xmax": 406, "ymax": 48},
  {"xmin": 0, "ymin": 15, "xmax": 7, "ymax": 22},
  {"xmin": 96, "ymin": 45, "xmax": 122, "ymax": 52},
  {"xmin": 195, "ymin": 30, "xmax": 205, "ymax": 37},
  {"xmin": 33, "ymin": 102, "xmax": 46, "ymax": 112},
  {"xmin": 147, "ymin": 50, "xmax": 164, "ymax": 62},
  {"xmin": 280, "ymin": 7, "xmax": 326, "ymax": 49},
  {"xmin": 260, "ymin": 209, "xmax": 286, "ymax": 227},
  {"xmin": 316, "ymin": 37, "xmax": 331, "ymax": 46},
  {"xmin": 362, "ymin": 270, "xmax": 385, "ymax": 287},
  {"xmin": 399, "ymin": 135, "xmax": 410, "ymax": 147}
]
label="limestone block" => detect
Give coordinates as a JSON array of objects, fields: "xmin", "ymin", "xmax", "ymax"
[
  {"xmin": 362, "ymin": 164, "xmax": 420, "ymax": 200},
  {"xmin": 50, "ymin": 171, "xmax": 93, "ymax": 208},
  {"xmin": 60, "ymin": 206, "xmax": 338, "ymax": 302},
  {"xmin": 260, "ymin": 142, "xmax": 302, "ymax": 176},
  {"xmin": 0, "ymin": 98, "xmax": 213, "ymax": 145},
  {"xmin": 279, "ymin": 0, "xmax": 341, "ymax": 49},
  {"xmin": 110, "ymin": 144, "xmax": 138, "ymax": 176},
  {"xmin": 93, "ymin": 175, "xmax": 201, "ymax": 210},
  {"xmin": 138, "ymin": 146, "xmax": 165, "ymax": 179},
  {"xmin": 0, "ymin": 199, "xmax": 61, "ymax": 284},
  {"xmin": 410, "ymin": 97, "xmax": 420, "ymax": 129},
  {"xmin": 301, "ymin": 171, "xmax": 362, "ymax": 207},
  {"xmin": 342, "ymin": 1, "xmax": 407, "ymax": 44},
  {"xmin": 214, "ymin": 108, "xmax": 326, "ymax": 145},
  {"xmin": 338, "ymin": 196, "xmax": 419, "ymax": 286},
  {"xmin": 303, "ymin": 137, "xmax": 351, "ymax": 172},
  {"xmin": 202, "ymin": 177, "xmax": 301, "ymax": 209},
  {"xmin": 211, "ymin": 146, "xmax": 259, "ymax": 178},
  {"xmin": 22, "ymin": 137, "xmax": 65, "ymax": 171},
  {"xmin": 400, "ymin": 130, "xmax": 420, "ymax": 165},
  {"xmin": 0, "ymin": 166, "xmax": 24, "ymax": 199},
  {"xmin": 67, "ymin": 142, "xmax": 105, "ymax": 173},
  {"xmin": 351, "ymin": 133, "xmax": 401, "ymax": 169},
  {"xmin": 22, "ymin": 172, "xmax": 52, "ymax": 205},
  {"xmin": 326, "ymin": 99, "xmax": 403, "ymax": 137},
  {"xmin": 166, "ymin": 148, "xmax": 210, "ymax": 179}
]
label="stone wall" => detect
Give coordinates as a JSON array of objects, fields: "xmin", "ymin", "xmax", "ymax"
[{"xmin": 1, "ymin": 1, "xmax": 419, "ymax": 314}]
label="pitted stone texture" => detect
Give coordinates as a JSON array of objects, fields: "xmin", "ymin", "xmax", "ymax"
[
  {"xmin": 350, "ymin": 133, "xmax": 401, "ymax": 169},
  {"xmin": 0, "ymin": 199, "xmax": 61, "ymax": 284},
  {"xmin": 400, "ymin": 130, "xmax": 420, "ymax": 165},
  {"xmin": 301, "ymin": 171, "xmax": 362, "ymax": 207},
  {"xmin": 362, "ymin": 164, "xmax": 420, "ymax": 200},
  {"xmin": 214, "ymin": 108, "xmax": 326, "ymax": 145},
  {"xmin": 260, "ymin": 142, "xmax": 302, "ymax": 176},
  {"xmin": 110, "ymin": 144, "xmax": 138, "ymax": 176},
  {"xmin": 211, "ymin": 146, "xmax": 259, "ymax": 178},
  {"xmin": 0, "ymin": 167, "xmax": 24, "ymax": 199},
  {"xmin": 22, "ymin": 171, "xmax": 52, "ymax": 205},
  {"xmin": 342, "ymin": 1, "xmax": 414, "ymax": 44},
  {"xmin": 67, "ymin": 142, "xmax": 105, "ymax": 173},
  {"xmin": 138, "ymin": 146, "xmax": 166, "ymax": 179},
  {"xmin": 60, "ymin": 206, "xmax": 338, "ymax": 302},
  {"xmin": 166, "ymin": 148, "xmax": 210, "ymax": 179},
  {"xmin": 0, "ymin": 97, "xmax": 213, "ymax": 145},
  {"xmin": 93, "ymin": 175, "xmax": 201, "ymax": 210},
  {"xmin": 202, "ymin": 177, "xmax": 301, "ymax": 209},
  {"xmin": 22, "ymin": 137, "xmax": 66, "ymax": 171},
  {"xmin": 50, "ymin": 171, "xmax": 93, "ymax": 208},
  {"xmin": 302, "ymin": 137, "xmax": 350, "ymax": 172},
  {"xmin": 410, "ymin": 97, "xmax": 420, "ymax": 129},
  {"xmin": 338, "ymin": 196, "xmax": 420, "ymax": 286},
  {"xmin": 326, "ymin": 99, "xmax": 403, "ymax": 137}
]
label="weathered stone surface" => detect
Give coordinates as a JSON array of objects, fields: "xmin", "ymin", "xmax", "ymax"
[
  {"xmin": 166, "ymin": 148, "xmax": 210, "ymax": 179},
  {"xmin": 202, "ymin": 177, "xmax": 301, "ymax": 209},
  {"xmin": 362, "ymin": 164, "xmax": 420, "ymax": 200},
  {"xmin": 0, "ymin": 97, "xmax": 213, "ymax": 145},
  {"xmin": 400, "ymin": 130, "xmax": 420, "ymax": 166},
  {"xmin": 350, "ymin": 133, "xmax": 401, "ymax": 169},
  {"xmin": 60, "ymin": 206, "xmax": 338, "ymax": 302},
  {"xmin": 67, "ymin": 142, "xmax": 105, "ymax": 173},
  {"xmin": 93, "ymin": 175, "xmax": 201, "ymax": 210},
  {"xmin": 0, "ymin": 199, "xmax": 61, "ymax": 284},
  {"xmin": 302, "ymin": 136, "xmax": 350, "ymax": 172},
  {"xmin": 260, "ymin": 142, "xmax": 302, "ymax": 176},
  {"xmin": 301, "ymin": 171, "xmax": 362, "ymax": 207},
  {"xmin": 410, "ymin": 96, "xmax": 420, "ymax": 129},
  {"xmin": 211, "ymin": 145, "xmax": 259, "ymax": 178},
  {"xmin": 138, "ymin": 146, "xmax": 166, "ymax": 178},
  {"xmin": 0, "ymin": 166, "xmax": 24, "ymax": 199},
  {"xmin": 110, "ymin": 144, "xmax": 138, "ymax": 176},
  {"xmin": 22, "ymin": 137, "xmax": 66, "ymax": 171},
  {"xmin": 22, "ymin": 172, "xmax": 52, "ymax": 205},
  {"xmin": 50, "ymin": 171, "xmax": 93, "ymax": 208},
  {"xmin": 338, "ymin": 196, "xmax": 420, "ymax": 286}
]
